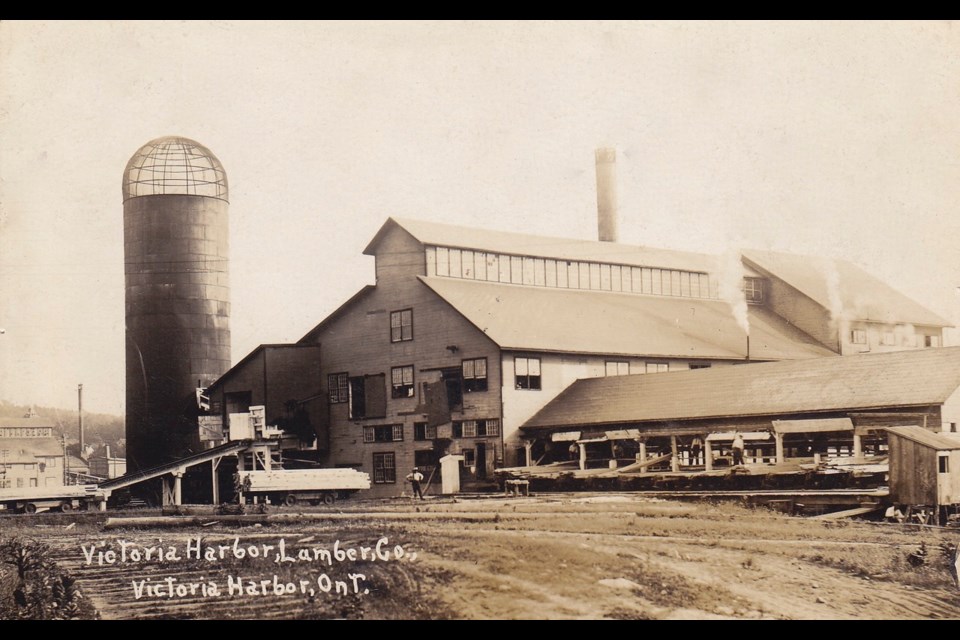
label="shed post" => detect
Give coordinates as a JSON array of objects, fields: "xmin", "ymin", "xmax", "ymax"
[
  {"xmin": 637, "ymin": 441, "xmax": 647, "ymax": 474},
  {"xmin": 211, "ymin": 457, "xmax": 221, "ymax": 505},
  {"xmin": 705, "ymin": 440, "xmax": 714, "ymax": 472},
  {"xmin": 670, "ymin": 436, "xmax": 680, "ymax": 472},
  {"xmin": 775, "ymin": 433, "xmax": 784, "ymax": 464},
  {"xmin": 524, "ymin": 441, "xmax": 533, "ymax": 467},
  {"xmin": 578, "ymin": 443, "xmax": 587, "ymax": 471},
  {"xmin": 853, "ymin": 433, "xmax": 863, "ymax": 459}
]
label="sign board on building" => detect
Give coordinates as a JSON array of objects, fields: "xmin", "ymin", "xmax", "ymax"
[
  {"xmin": 198, "ymin": 416, "xmax": 224, "ymax": 441},
  {"xmin": 228, "ymin": 413, "xmax": 254, "ymax": 441}
]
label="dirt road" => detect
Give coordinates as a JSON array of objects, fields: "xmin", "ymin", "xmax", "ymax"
[{"xmin": 7, "ymin": 493, "xmax": 960, "ymax": 619}]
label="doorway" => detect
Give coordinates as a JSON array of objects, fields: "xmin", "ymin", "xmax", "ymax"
[{"xmin": 476, "ymin": 443, "xmax": 487, "ymax": 480}]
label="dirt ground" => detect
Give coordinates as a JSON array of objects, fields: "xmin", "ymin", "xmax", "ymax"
[{"xmin": 4, "ymin": 492, "xmax": 960, "ymax": 620}]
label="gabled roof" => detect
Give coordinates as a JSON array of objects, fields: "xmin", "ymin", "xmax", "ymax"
[
  {"xmin": 366, "ymin": 217, "xmax": 718, "ymax": 274},
  {"xmin": 420, "ymin": 276, "xmax": 835, "ymax": 360},
  {"xmin": 298, "ymin": 286, "xmax": 376, "ymax": 344},
  {"xmin": 0, "ymin": 438, "xmax": 63, "ymax": 462},
  {"xmin": 886, "ymin": 426, "xmax": 960, "ymax": 451},
  {"xmin": 742, "ymin": 249, "xmax": 951, "ymax": 328},
  {"xmin": 521, "ymin": 346, "xmax": 960, "ymax": 432}
]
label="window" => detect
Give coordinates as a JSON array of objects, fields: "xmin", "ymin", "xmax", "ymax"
[
  {"xmin": 881, "ymin": 332, "xmax": 896, "ymax": 346},
  {"xmin": 850, "ymin": 329, "xmax": 867, "ymax": 345},
  {"xmin": 462, "ymin": 358, "xmax": 488, "ymax": 392},
  {"xmin": 462, "ymin": 449, "xmax": 475, "ymax": 466},
  {"xmin": 605, "ymin": 361, "xmax": 630, "ymax": 376},
  {"xmin": 328, "ymin": 373, "xmax": 349, "ymax": 403},
  {"xmin": 645, "ymin": 362, "xmax": 669, "ymax": 374},
  {"xmin": 363, "ymin": 425, "xmax": 404, "ymax": 443},
  {"xmin": 0, "ymin": 480, "xmax": 9, "ymax": 489},
  {"xmin": 926, "ymin": 335, "xmax": 942, "ymax": 348},
  {"xmin": 390, "ymin": 309, "xmax": 413, "ymax": 343},
  {"xmin": 414, "ymin": 422, "xmax": 437, "ymax": 441},
  {"xmin": 453, "ymin": 419, "xmax": 500, "ymax": 438},
  {"xmin": 29, "ymin": 478, "xmax": 37, "ymax": 488},
  {"xmin": 478, "ymin": 418, "xmax": 499, "ymax": 437},
  {"xmin": 16, "ymin": 478, "xmax": 23, "ymax": 488},
  {"xmin": 372, "ymin": 452, "xmax": 396, "ymax": 484},
  {"xmin": 514, "ymin": 357, "xmax": 542, "ymax": 390},
  {"xmin": 743, "ymin": 277, "xmax": 764, "ymax": 304},
  {"xmin": 391, "ymin": 365, "xmax": 415, "ymax": 399},
  {"xmin": 689, "ymin": 363, "xmax": 712, "ymax": 370},
  {"xmin": 939, "ymin": 455, "xmax": 950, "ymax": 474}
]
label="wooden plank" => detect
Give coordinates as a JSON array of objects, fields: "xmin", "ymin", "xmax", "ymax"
[{"xmin": 809, "ymin": 506, "xmax": 884, "ymax": 520}]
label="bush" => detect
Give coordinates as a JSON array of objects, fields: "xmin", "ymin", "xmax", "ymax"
[{"xmin": 0, "ymin": 536, "xmax": 99, "ymax": 620}]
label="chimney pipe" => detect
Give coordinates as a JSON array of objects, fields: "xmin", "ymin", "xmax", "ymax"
[{"xmin": 595, "ymin": 147, "xmax": 618, "ymax": 243}]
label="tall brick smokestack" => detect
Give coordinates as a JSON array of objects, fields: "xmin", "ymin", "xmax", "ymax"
[{"xmin": 595, "ymin": 147, "xmax": 618, "ymax": 243}]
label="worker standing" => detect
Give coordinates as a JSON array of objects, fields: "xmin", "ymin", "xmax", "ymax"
[
  {"xmin": 406, "ymin": 467, "xmax": 425, "ymax": 500},
  {"xmin": 732, "ymin": 432, "xmax": 745, "ymax": 466}
]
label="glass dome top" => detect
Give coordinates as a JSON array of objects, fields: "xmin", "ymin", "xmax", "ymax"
[{"xmin": 123, "ymin": 136, "xmax": 228, "ymax": 202}]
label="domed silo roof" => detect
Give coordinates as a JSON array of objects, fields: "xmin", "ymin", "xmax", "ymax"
[{"xmin": 122, "ymin": 136, "xmax": 228, "ymax": 202}]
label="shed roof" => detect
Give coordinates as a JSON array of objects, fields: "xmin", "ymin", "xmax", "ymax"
[
  {"xmin": 522, "ymin": 346, "xmax": 960, "ymax": 432},
  {"xmin": 368, "ymin": 217, "xmax": 719, "ymax": 274},
  {"xmin": 742, "ymin": 249, "xmax": 952, "ymax": 328},
  {"xmin": 886, "ymin": 426, "xmax": 960, "ymax": 451},
  {"xmin": 420, "ymin": 276, "xmax": 835, "ymax": 360}
]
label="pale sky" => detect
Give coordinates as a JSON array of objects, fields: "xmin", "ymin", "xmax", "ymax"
[{"xmin": 1, "ymin": 20, "xmax": 959, "ymax": 415}]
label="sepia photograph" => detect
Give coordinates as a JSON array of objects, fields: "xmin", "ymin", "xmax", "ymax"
[{"xmin": 1, "ymin": 20, "xmax": 960, "ymax": 620}]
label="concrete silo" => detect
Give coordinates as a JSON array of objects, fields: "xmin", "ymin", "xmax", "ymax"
[{"xmin": 122, "ymin": 137, "xmax": 231, "ymax": 472}]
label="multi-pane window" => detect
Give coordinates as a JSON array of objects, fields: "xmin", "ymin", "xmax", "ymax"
[
  {"xmin": 743, "ymin": 278, "xmax": 764, "ymax": 304},
  {"xmin": 462, "ymin": 449, "xmax": 475, "ymax": 466},
  {"xmin": 462, "ymin": 358, "xmax": 488, "ymax": 392},
  {"xmin": 645, "ymin": 362, "xmax": 669, "ymax": 374},
  {"xmin": 514, "ymin": 357, "xmax": 541, "ymax": 390},
  {"xmin": 390, "ymin": 309, "xmax": 413, "ymax": 343},
  {"xmin": 372, "ymin": 452, "xmax": 396, "ymax": 484},
  {"xmin": 414, "ymin": 422, "xmax": 437, "ymax": 441},
  {"xmin": 452, "ymin": 419, "xmax": 500, "ymax": 438},
  {"xmin": 391, "ymin": 365, "xmax": 415, "ymax": 398},
  {"xmin": 328, "ymin": 373, "xmax": 349, "ymax": 403},
  {"xmin": 881, "ymin": 332, "xmax": 896, "ymax": 346},
  {"xmin": 850, "ymin": 330, "xmax": 867, "ymax": 345},
  {"xmin": 364, "ymin": 425, "xmax": 404, "ymax": 443},
  {"xmin": 605, "ymin": 361, "xmax": 630, "ymax": 376}
]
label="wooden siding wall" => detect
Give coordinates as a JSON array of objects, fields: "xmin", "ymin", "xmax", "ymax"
[
  {"xmin": 888, "ymin": 435, "xmax": 938, "ymax": 506},
  {"xmin": 942, "ymin": 387, "xmax": 960, "ymax": 433},
  {"xmin": 211, "ymin": 350, "xmax": 266, "ymax": 414},
  {"xmin": 501, "ymin": 353, "xmax": 736, "ymax": 466},
  {"xmin": 306, "ymin": 228, "xmax": 503, "ymax": 497}
]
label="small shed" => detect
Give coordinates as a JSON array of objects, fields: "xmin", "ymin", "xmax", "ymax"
[{"xmin": 887, "ymin": 426, "xmax": 960, "ymax": 513}]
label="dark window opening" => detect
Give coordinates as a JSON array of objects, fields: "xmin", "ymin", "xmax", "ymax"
[
  {"xmin": 391, "ymin": 365, "xmax": 415, "ymax": 399},
  {"xmin": 689, "ymin": 363, "xmax": 712, "ymax": 370},
  {"xmin": 441, "ymin": 367, "xmax": 463, "ymax": 412},
  {"xmin": 373, "ymin": 452, "xmax": 396, "ymax": 484},
  {"xmin": 414, "ymin": 422, "xmax": 437, "ymax": 441},
  {"xmin": 462, "ymin": 357, "xmax": 488, "ymax": 393},
  {"xmin": 349, "ymin": 374, "xmax": 386, "ymax": 420},
  {"xmin": 939, "ymin": 455, "xmax": 950, "ymax": 474},
  {"xmin": 514, "ymin": 356, "xmax": 541, "ymax": 390},
  {"xmin": 390, "ymin": 309, "xmax": 413, "ymax": 343}
]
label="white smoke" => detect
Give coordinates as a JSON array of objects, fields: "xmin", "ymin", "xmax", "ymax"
[{"xmin": 718, "ymin": 251, "xmax": 749, "ymax": 336}]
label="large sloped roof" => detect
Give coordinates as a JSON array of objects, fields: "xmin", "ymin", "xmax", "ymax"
[
  {"xmin": 420, "ymin": 276, "xmax": 835, "ymax": 360},
  {"xmin": 522, "ymin": 346, "xmax": 960, "ymax": 432},
  {"xmin": 367, "ymin": 217, "xmax": 718, "ymax": 274},
  {"xmin": 0, "ymin": 438, "xmax": 63, "ymax": 463},
  {"xmin": 742, "ymin": 249, "xmax": 951, "ymax": 327}
]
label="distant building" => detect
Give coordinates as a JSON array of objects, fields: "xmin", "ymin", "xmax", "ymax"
[
  {"xmin": 88, "ymin": 445, "xmax": 127, "ymax": 480},
  {"xmin": 0, "ymin": 417, "xmax": 64, "ymax": 490}
]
